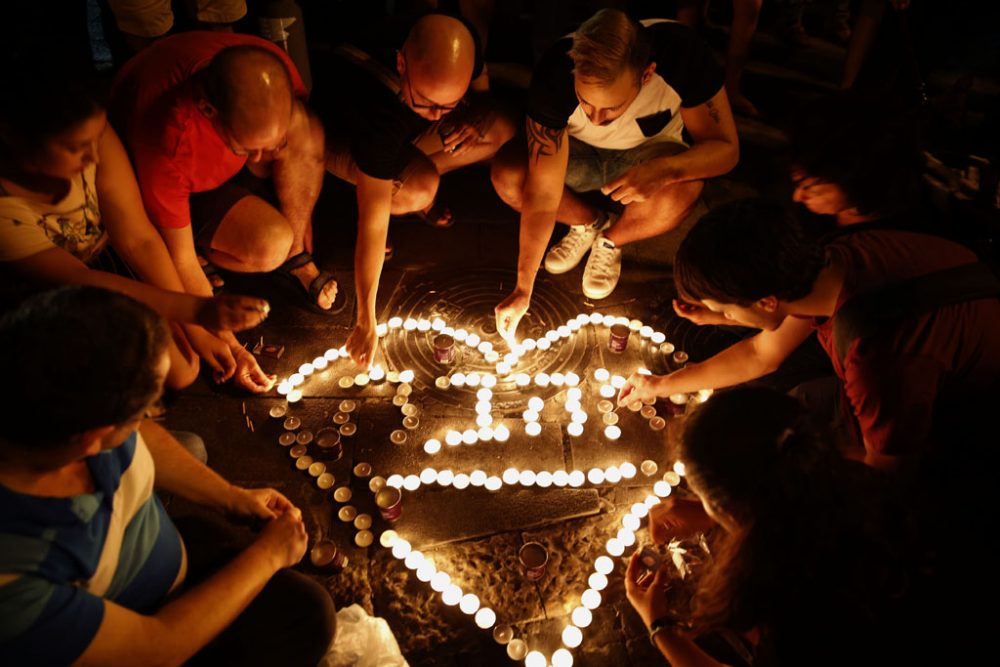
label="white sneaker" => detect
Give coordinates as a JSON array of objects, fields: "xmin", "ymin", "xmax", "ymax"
[
  {"xmin": 582, "ymin": 235, "xmax": 622, "ymax": 299},
  {"xmin": 543, "ymin": 223, "xmax": 602, "ymax": 274}
]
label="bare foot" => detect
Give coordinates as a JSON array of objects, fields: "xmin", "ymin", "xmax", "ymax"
[{"xmin": 288, "ymin": 260, "xmax": 338, "ymax": 310}]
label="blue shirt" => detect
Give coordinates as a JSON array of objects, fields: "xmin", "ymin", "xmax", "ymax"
[{"xmin": 0, "ymin": 432, "xmax": 185, "ymax": 665}]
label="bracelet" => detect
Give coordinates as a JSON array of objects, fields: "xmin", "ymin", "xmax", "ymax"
[{"xmin": 648, "ymin": 615, "xmax": 684, "ymax": 646}]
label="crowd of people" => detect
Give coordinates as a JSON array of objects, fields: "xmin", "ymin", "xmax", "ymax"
[{"xmin": 1, "ymin": 4, "xmax": 996, "ymax": 665}]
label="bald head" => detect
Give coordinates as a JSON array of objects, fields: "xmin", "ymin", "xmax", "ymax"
[
  {"xmin": 399, "ymin": 15, "xmax": 475, "ymax": 116},
  {"xmin": 202, "ymin": 45, "xmax": 293, "ymax": 146}
]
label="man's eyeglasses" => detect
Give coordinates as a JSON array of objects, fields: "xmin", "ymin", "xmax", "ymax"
[{"xmin": 400, "ymin": 51, "xmax": 464, "ymax": 113}]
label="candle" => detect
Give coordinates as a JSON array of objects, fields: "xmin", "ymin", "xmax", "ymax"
[
  {"xmin": 620, "ymin": 462, "xmax": 637, "ymax": 478},
  {"xmin": 604, "ymin": 466, "xmax": 621, "ymax": 483},
  {"xmin": 640, "ymin": 460, "xmax": 658, "ymax": 476},
  {"xmin": 587, "ymin": 468, "xmax": 605, "ymax": 484},
  {"xmin": 522, "ymin": 338, "xmax": 537, "ymax": 351},
  {"xmin": 298, "ymin": 363, "xmax": 314, "ymax": 376},
  {"xmin": 470, "ymin": 470, "xmax": 488, "ymax": 486},
  {"xmin": 568, "ymin": 470, "xmax": 586, "ymax": 487},
  {"xmin": 353, "ymin": 465, "xmax": 371, "ymax": 482},
  {"xmin": 481, "ymin": 374, "xmax": 497, "ymax": 388},
  {"xmin": 296, "ymin": 430, "xmax": 314, "ymax": 445},
  {"xmin": 674, "ymin": 461, "xmax": 687, "ymax": 476},
  {"xmin": 651, "ymin": 331, "xmax": 666, "ymax": 344},
  {"xmin": 485, "ymin": 476, "xmax": 502, "ymax": 491},
  {"xmin": 493, "ymin": 425, "xmax": 510, "ymax": 441},
  {"xmin": 378, "ymin": 488, "xmax": 404, "ymax": 522},
  {"xmin": 442, "ymin": 585, "xmax": 462, "ymax": 606},
  {"xmin": 571, "ymin": 411, "xmax": 588, "ymax": 424},
  {"xmin": 553, "ymin": 470, "xmax": 570, "ymax": 486},
  {"xmin": 566, "ymin": 422, "xmax": 583, "ymax": 437},
  {"xmin": 522, "ymin": 409, "xmax": 539, "ymax": 422},
  {"xmin": 602, "ymin": 411, "xmax": 619, "ymax": 426},
  {"xmin": 466, "ymin": 372, "xmax": 481, "ymax": 387},
  {"xmin": 525, "ymin": 652, "xmax": 546, "ymax": 667},
  {"xmin": 514, "ymin": 373, "xmax": 531, "ymax": 386},
  {"xmin": 435, "ymin": 375, "xmax": 451, "ymax": 389},
  {"xmin": 525, "ymin": 421, "xmax": 542, "ymax": 436},
  {"xmin": 403, "ymin": 475, "xmax": 420, "ymax": 491},
  {"xmin": 310, "ymin": 540, "xmax": 348, "ymax": 572},
  {"xmin": 388, "ymin": 316, "xmax": 403, "ymax": 329},
  {"xmin": 379, "ymin": 530, "xmax": 398, "ymax": 548},
  {"xmin": 390, "ymin": 430, "xmax": 407, "ymax": 445},
  {"xmin": 417, "ymin": 319, "xmax": 431, "ymax": 331},
  {"xmin": 580, "ymin": 589, "xmax": 602, "ymax": 611},
  {"xmin": 337, "ymin": 376, "xmax": 354, "ymax": 389},
  {"xmin": 518, "ymin": 470, "xmax": 537, "ymax": 486},
  {"xmin": 475, "ymin": 607, "xmax": 496, "ymax": 629},
  {"xmin": 437, "ymin": 470, "xmax": 454, "ymax": 486},
  {"xmin": 535, "ymin": 471, "xmax": 553, "ymax": 487},
  {"xmin": 354, "ymin": 373, "xmax": 370, "ymax": 386},
  {"xmin": 338, "ymin": 505, "xmax": 357, "ymax": 522},
  {"xmin": 664, "ymin": 470, "xmax": 682, "ymax": 486},
  {"xmin": 276, "ymin": 381, "xmax": 292, "ymax": 395},
  {"xmin": 317, "ymin": 472, "xmax": 335, "ymax": 489},
  {"xmin": 308, "ymin": 461, "xmax": 326, "ymax": 477},
  {"xmin": 386, "ymin": 474, "xmax": 404, "ymax": 488},
  {"xmin": 369, "ymin": 476, "xmax": 386, "ymax": 493},
  {"xmin": 452, "ymin": 473, "xmax": 471, "ymax": 489},
  {"xmin": 368, "ymin": 365, "xmax": 385, "ymax": 382},
  {"xmin": 398, "ymin": 370, "xmax": 415, "ymax": 383},
  {"xmin": 604, "ymin": 425, "xmax": 621, "ymax": 440},
  {"xmin": 289, "ymin": 373, "xmax": 305, "ymax": 387},
  {"xmin": 617, "ymin": 528, "xmax": 636, "ymax": 547},
  {"xmin": 459, "ymin": 593, "xmax": 481, "ymax": 615},
  {"xmin": 376, "ymin": 323, "xmax": 389, "ymax": 337},
  {"xmin": 354, "ymin": 513, "xmax": 373, "ymax": 530},
  {"xmin": 339, "ymin": 423, "xmax": 357, "ymax": 437},
  {"xmin": 334, "ymin": 486, "xmax": 353, "ymax": 502},
  {"xmin": 649, "ymin": 416, "xmax": 666, "ymax": 431},
  {"xmin": 324, "ymin": 347, "xmax": 341, "ymax": 361},
  {"xmin": 432, "ymin": 317, "xmax": 446, "ymax": 331},
  {"xmin": 608, "ymin": 323, "xmax": 630, "ymax": 353},
  {"xmin": 622, "ymin": 514, "xmax": 641, "ymax": 531},
  {"xmin": 462, "ymin": 429, "xmax": 478, "ymax": 445},
  {"xmin": 534, "ymin": 373, "xmax": 550, "ymax": 387},
  {"xmin": 476, "ymin": 413, "xmax": 492, "ymax": 428},
  {"xmin": 278, "ymin": 432, "xmax": 296, "ymax": 447},
  {"xmin": 430, "ymin": 571, "xmax": 450, "ymax": 592},
  {"xmin": 403, "ymin": 318, "xmax": 417, "ymax": 331},
  {"xmin": 506, "ymin": 639, "xmax": 528, "ymax": 661},
  {"xmin": 294, "ymin": 454, "xmax": 312, "ymax": 470},
  {"xmin": 571, "ymin": 606, "xmax": 593, "ymax": 628},
  {"xmin": 454, "ymin": 328, "xmax": 469, "ymax": 342},
  {"xmin": 606, "ymin": 538, "xmax": 625, "ymax": 557},
  {"xmin": 562, "ymin": 625, "xmax": 583, "ymax": 648},
  {"xmin": 445, "ymin": 430, "xmax": 462, "ymax": 446},
  {"xmin": 599, "ymin": 384, "xmax": 616, "ymax": 398},
  {"xmin": 631, "ymin": 502, "xmax": 649, "ymax": 518},
  {"xmin": 424, "ymin": 439, "xmax": 441, "ymax": 454},
  {"xmin": 287, "ymin": 389, "xmax": 303, "ymax": 403},
  {"xmin": 588, "ymin": 572, "xmax": 609, "ymax": 591},
  {"xmin": 536, "ymin": 338, "xmax": 551, "ymax": 351},
  {"xmin": 419, "ymin": 468, "xmax": 437, "ymax": 485}
]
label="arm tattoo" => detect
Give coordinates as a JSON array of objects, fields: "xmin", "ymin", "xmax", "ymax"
[
  {"xmin": 706, "ymin": 99, "xmax": 721, "ymax": 125},
  {"xmin": 526, "ymin": 119, "xmax": 564, "ymax": 164}
]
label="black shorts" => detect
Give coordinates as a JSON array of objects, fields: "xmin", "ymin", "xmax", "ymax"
[{"xmin": 188, "ymin": 168, "xmax": 278, "ymax": 251}]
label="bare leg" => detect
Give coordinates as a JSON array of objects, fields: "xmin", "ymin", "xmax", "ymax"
[
  {"xmin": 490, "ymin": 138, "xmax": 601, "ymax": 227},
  {"xmin": 268, "ymin": 103, "xmax": 334, "ymax": 306},
  {"xmin": 603, "ymin": 180, "xmax": 703, "ymax": 247},
  {"xmin": 206, "ymin": 196, "xmax": 293, "ymax": 273}
]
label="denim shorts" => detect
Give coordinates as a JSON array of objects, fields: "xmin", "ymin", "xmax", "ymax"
[{"xmin": 564, "ymin": 137, "xmax": 687, "ymax": 193}]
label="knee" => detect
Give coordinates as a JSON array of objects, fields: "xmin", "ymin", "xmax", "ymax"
[
  {"xmin": 166, "ymin": 355, "xmax": 200, "ymax": 391},
  {"xmin": 490, "ymin": 145, "xmax": 526, "ymax": 208},
  {"xmin": 484, "ymin": 109, "xmax": 518, "ymax": 150},
  {"xmin": 394, "ymin": 166, "xmax": 438, "ymax": 213},
  {"xmin": 248, "ymin": 221, "xmax": 295, "ymax": 271}
]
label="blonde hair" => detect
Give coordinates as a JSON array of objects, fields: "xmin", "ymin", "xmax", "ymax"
[{"xmin": 569, "ymin": 9, "xmax": 650, "ymax": 85}]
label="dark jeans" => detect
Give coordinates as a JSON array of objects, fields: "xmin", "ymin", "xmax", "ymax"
[{"xmin": 173, "ymin": 515, "xmax": 336, "ymax": 667}]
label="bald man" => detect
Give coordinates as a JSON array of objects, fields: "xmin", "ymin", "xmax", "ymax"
[
  {"xmin": 315, "ymin": 12, "xmax": 516, "ymax": 368},
  {"xmin": 112, "ymin": 32, "xmax": 336, "ymax": 392}
]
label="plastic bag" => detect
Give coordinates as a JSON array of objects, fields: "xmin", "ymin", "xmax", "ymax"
[{"xmin": 320, "ymin": 604, "xmax": 409, "ymax": 667}]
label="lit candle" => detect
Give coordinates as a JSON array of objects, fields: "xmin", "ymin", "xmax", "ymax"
[
  {"xmin": 664, "ymin": 470, "xmax": 682, "ymax": 486},
  {"xmin": 388, "ymin": 316, "xmax": 403, "ymax": 329},
  {"xmin": 587, "ymin": 468, "xmax": 606, "ymax": 484},
  {"xmin": 581, "ymin": 588, "xmax": 602, "ymax": 610},
  {"xmin": 502, "ymin": 468, "xmax": 520, "ymax": 485},
  {"xmin": 450, "ymin": 372, "xmax": 466, "ymax": 387},
  {"xmin": 588, "ymin": 572, "xmax": 609, "ymax": 591},
  {"xmin": 437, "ymin": 470, "xmax": 454, "ymax": 486},
  {"xmin": 442, "ymin": 584, "xmax": 462, "ymax": 606},
  {"xmin": 534, "ymin": 373, "xmax": 551, "ymax": 387},
  {"xmin": 617, "ymin": 528, "xmax": 636, "ymax": 547},
  {"xmin": 566, "ymin": 387, "xmax": 583, "ymax": 401},
  {"xmin": 420, "ymin": 468, "xmax": 437, "ymax": 485},
  {"xmin": 477, "ymin": 341, "xmax": 493, "ymax": 355},
  {"xmin": 651, "ymin": 331, "xmax": 666, "ymax": 344},
  {"xmin": 403, "ymin": 475, "xmax": 420, "ymax": 491},
  {"xmin": 522, "ymin": 338, "xmax": 537, "ymax": 351},
  {"xmin": 477, "ymin": 400, "xmax": 493, "ymax": 415},
  {"xmin": 391, "ymin": 539, "xmax": 411, "ymax": 559},
  {"xmin": 430, "ymin": 571, "xmax": 450, "ymax": 592},
  {"xmin": 376, "ymin": 323, "xmax": 389, "ymax": 337},
  {"xmin": 622, "ymin": 514, "xmax": 641, "ymax": 531},
  {"xmin": 390, "ymin": 430, "xmax": 407, "ymax": 445},
  {"xmin": 459, "ymin": 593, "xmax": 481, "ymax": 615},
  {"xmin": 403, "ymin": 318, "xmax": 418, "ymax": 331},
  {"xmin": 536, "ymin": 471, "xmax": 553, "ymax": 487},
  {"xmin": 550, "ymin": 372, "xmax": 566, "ymax": 386},
  {"xmin": 354, "ymin": 373, "xmax": 370, "ymax": 387},
  {"xmin": 476, "ymin": 413, "xmax": 492, "ymax": 429},
  {"xmin": 416, "ymin": 563, "xmax": 435, "ymax": 582},
  {"xmin": 571, "ymin": 411, "xmax": 588, "ymax": 424},
  {"xmin": 631, "ymin": 502, "xmax": 649, "ymax": 518},
  {"xmin": 604, "ymin": 425, "xmax": 621, "ymax": 440},
  {"xmin": 571, "ymin": 606, "xmax": 593, "ymax": 628},
  {"xmin": 277, "ymin": 381, "xmax": 292, "ymax": 395},
  {"xmin": 484, "ymin": 476, "xmax": 502, "ymax": 491},
  {"xmin": 466, "ymin": 372, "xmax": 481, "ymax": 387},
  {"xmin": 518, "ymin": 470, "xmax": 537, "ymax": 486},
  {"xmin": 525, "ymin": 421, "xmax": 542, "ymax": 437},
  {"xmin": 432, "ymin": 317, "xmax": 446, "ymax": 331},
  {"xmin": 312, "ymin": 356, "xmax": 328, "ymax": 370},
  {"xmin": 398, "ymin": 369, "xmax": 415, "ymax": 383},
  {"xmin": 495, "ymin": 362, "xmax": 511, "ymax": 376},
  {"xmin": 536, "ymin": 338, "xmax": 551, "ymax": 351},
  {"xmin": 603, "ymin": 411, "xmax": 619, "ymax": 426},
  {"xmin": 594, "ymin": 555, "xmax": 614, "ymax": 574},
  {"xmin": 620, "ymin": 462, "xmax": 637, "ymax": 479},
  {"xmin": 568, "ymin": 470, "xmax": 586, "ymax": 487},
  {"xmin": 640, "ymin": 459, "xmax": 658, "ymax": 476},
  {"xmin": 417, "ymin": 319, "xmax": 431, "ymax": 332},
  {"xmin": 566, "ymin": 422, "xmax": 584, "ymax": 437},
  {"xmin": 674, "ymin": 461, "xmax": 687, "ymax": 476},
  {"xmin": 525, "ymin": 651, "xmax": 547, "ymax": 667},
  {"xmin": 379, "ymin": 530, "xmax": 399, "ymax": 548},
  {"xmin": 475, "ymin": 607, "xmax": 496, "ymax": 629},
  {"xmin": 445, "ymin": 430, "xmax": 463, "ymax": 446},
  {"xmin": 481, "ymin": 374, "xmax": 497, "ymax": 388},
  {"xmin": 599, "ymin": 384, "xmax": 616, "ymax": 398},
  {"xmin": 553, "ymin": 470, "xmax": 570, "ymax": 486},
  {"xmin": 386, "ymin": 474, "xmax": 404, "ymax": 488},
  {"xmin": 324, "ymin": 347, "xmax": 340, "ymax": 361},
  {"xmin": 287, "ymin": 389, "xmax": 303, "ymax": 403},
  {"xmin": 470, "ymin": 470, "xmax": 488, "ymax": 486},
  {"xmin": 522, "ymin": 409, "xmax": 539, "ymax": 422},
  {"xmin": 552, "ymin": 649, "xmax": 574, "ymax": 667},
  {"xmin": 514, "ymin": 373, "xmax": 531, "ymax": 386},
  {"xmin": 369, "ymin": 365, "xmax": 386, "ymax": 382},
  {"xmin": 452, "ymin": 473, "xmax": 471, "ymax": 489},
  {"xmin": 477, "ymin": 388, "xmax": 493, "ymax": 401},
  {"xmin": 562, "ymin": 625, "xmax": 583, "ymax": 648},
  {"xmin": 462, "ymin": 429, "xmax": 478, "ymax": 445},
  {"xmin": 493, "ymin": 424, "xmax": 510, "ymax": 442},
  {"xmin": 606, "ymin": 538, "xmax": 625, "ymax": 557},
  {"xmin": 604, "ymin": 466, "xmax": 621, "ymax": 483},
  {"xmin": 589, "ymin": 312, "xmax": 603, "ymax": 325}
]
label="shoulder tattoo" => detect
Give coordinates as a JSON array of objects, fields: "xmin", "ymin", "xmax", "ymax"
[{"xmin": 526, "ymin": 119, "xmax": 564, "ymax": 163}]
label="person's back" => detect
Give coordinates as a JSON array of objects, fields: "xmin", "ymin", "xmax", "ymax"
[{"xmin": 817, "ymin": 227, "xmax": 1000, "ymax": 457}]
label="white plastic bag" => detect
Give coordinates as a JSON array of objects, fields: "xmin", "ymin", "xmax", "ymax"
[{"xmin": 320, "ymin": 604, "xmax": 408, "ymax": 667}]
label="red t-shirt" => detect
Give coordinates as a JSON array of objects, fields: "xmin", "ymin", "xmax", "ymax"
[
  {"xmin": 814, "ymin": 230, "xmax": 1000, "ymax": 456},
  {"xmin": 111, "ymin": 32, "xmax": 307, "ymax": 230}
]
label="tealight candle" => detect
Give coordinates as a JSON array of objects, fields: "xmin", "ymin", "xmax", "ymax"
[
  {"xmin": 602, "ymin": 411, "xmax": 619, "ymax": 425},
  {"xmin": 466, "ymin": 333, "xmax": 480, "ymax": 348},
  {"xmin": 481, "ymin": 374, "xmax": 497, "ymax": 388},
  {"xmin": 430, "ymin": 572, "xmax": 450, "ymax": 592},
  {"xmin": 521, "ymin": 338, "xmax": 537, "ymax": 351},
  {"xmin": 324, "ymin": 347, "xmax": 341, "ymax": 361},
  {"xmin": 522, "ymin": 409, "xmax": 539, "ymax": 422},
  {"xmin": 566, "ymin": 422, "xmax": 583, "ymax": 437},
  {"xmin": 571, "ymin": 606, "xmax": 593, "ymax": 628},
  {"xmin": 620, "ymin": 462, "xmax": 637, "ymax": 478},
  {"xmin": 606, "ymin": 538, "xmax": 625, "ymax": 557},
  {"xmin": 587, "ymin": 468, "xmax": 605, "ymax": 484},
  {"xmin": 568, "ymin": 470, "xmax": 586, "ymax": 487},
  {"xmin": 388, "ymin": 316, "xmax": 403, "ymax": 329},
  {"xmin": 599, "ymin": 384, "xmax": 616, "ymax": 398},
  {"xmin": 450, "ymin": 372, "xmax": 466, "ymax": 387},
  {"xmin": 437, "ymin": 470, "xmax": 454, "ymax": 486},
  {"xmin": 420, "ymin": 468, "xmax": 437, "ymax": 485},
  {"xmin": 525, "ymin": 421, "xmax": 542, "ymax": 436},
  {"xmin": 476, "ymin": 413, "xmax": 492, "ymax": 428},
  {"xmin": 475, "ymin": 607, "xmax": 496, "ymax": 629},
  {"xmin": 368, "ymin": 365, "xmax": 385, "ymax": 382},
  {"xmin": 651, "ymin": 331, "xmax": 666, "ymax": 344},
  {"xmin": 462, "ymin": 429, "xmax": 478, "ymax": 445},
  {"xmin": 417, "ymin": 319, "xmax": 431, "ymax": 332},
  {"xmin": 398, "ymin": 370, "xmax": 415, "ymax": 383},
  {"xmin": 452, "ymin": 473, "xmax": 470, "ymax": 489},
  {"xmin": 354, "ymin": 373, "xmax": 370, "ymax": 386},
  {"xmin": 536, "ymin": 471, "xmax": 553, "ymax": 487},
  {"xmin": 312, "ymin": 356, "xmax": 328, "ymax": 370},
  {"xmin": 588, "ymin": 572, "xmax": 609, "ymax": 591},
  {"xmin": 493, "ymin": 424, "xmax": 510, "ymax": 442},
  {"xmin": 514, "ymin": 373, "xmax": 531, "ymax": 386},
  {"xmin": 519, "ymin": 470, "xmax": 537, "ymax": 486},
  {"xmin": 459, "ymin": 593, "xmax": 481, "ymax": 615},
  {"xmin": 403, "ymin": 318, "xmax": 417, "ymax": 331},
  {"xmin": 376, "ymin": 323, "xmax": 388, "ymax": 337},
  {"xmin": 534, "ymin": 373, "xmax": 550, "ymax": 387},
  {"xmin": 552, "ymin": 470, "xmax": 569, "ymax": 486},
  {"xmin": 484, "ymin": 476, "xmax": 502, "ymax": 491},
  {"xmin": 469, "ymin": 470, "xmax": 488, "ymax": 486},
  {"xmin": 562, "ymin": 625, "xmax": 583, "ymax": 648},
  {"xmin": 641, "ymin": 459, "xmax": 658, "ymax": 476},
  {"xmin": 403, "ymin": 475, "xmax": 420, "ymax": 491},
  {"xmin": 536, "ymin": 338, "xmax": 551, "ymax": 351},
  {"xmin": 604, "ymin": 425, "xmax": 621, "ymax": 440}
]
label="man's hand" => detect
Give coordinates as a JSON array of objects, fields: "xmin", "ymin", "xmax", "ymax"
[
  {"xmin": 441, "ymin": 122, "xmax": 483, "ymax": 158},
  {"xmin": 625, "ymin": 551, "xmax": 672, "ymax": 628},
  {"xmin": 253, "ymin": 507, "xmax": 308, "ymax": 571},
  {"xmin": 232, "ymin": 348, "xmax": 276, "ymax": 393},
  {"xmin": 346, "ymin": 318, "xmax": 378, "ymax": 369},
  {"xmin": 618, "ymin": 371, "xmax": 668, "ymax": 407},
  {"xmin": 648, "ymin": 496, "xmax": 717, "ymax": 544},
  {"xmin": 186, "ymin": 327, "xmax": 238, "ymax": 383},
  {"xmin": 601, "ymin": 161, "xmax": 670, "ymax": 205},
  {"xmin": 672, "ymin": 299, "xmax": 732, "ymax": 327},
  {"xmin": 495, "ymin": 288, "xmax": 531, "ymax": 343},
  {"xmin": 196, "ymin": 294, "xmax": 271, "ymax": 331},
  {"xmin": 226, "ymin": 486, "xmax": 295, "ymax": 520}
]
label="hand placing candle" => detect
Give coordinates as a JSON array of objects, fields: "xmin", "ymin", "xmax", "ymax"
[
  {"xmin": 495, "ymin": 287, "xmax": 531, "ymax": 345},
  {"xmin": 617, "ymin": 371, "xmax": 669, "ymax": 407}
]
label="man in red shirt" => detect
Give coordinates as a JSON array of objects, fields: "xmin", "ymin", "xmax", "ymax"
[
  {"xmin": 618, "ymin": 199, "xmax": 1000, "ymax": 469},
  {"xmin": 112, "ymin": 32, "xmax": 334, "ymax": 391}
]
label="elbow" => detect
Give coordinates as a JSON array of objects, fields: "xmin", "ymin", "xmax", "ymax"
[{"xmin": 722, "ymin": 140, "xmax": 740, "ymax": 174}]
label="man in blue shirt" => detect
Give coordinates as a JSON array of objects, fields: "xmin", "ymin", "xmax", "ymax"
[{"xmin": 0, "ymin": 286, "xmax": 334, "ymax": 665}]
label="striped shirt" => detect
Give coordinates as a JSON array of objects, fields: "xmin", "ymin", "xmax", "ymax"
[{"xmin": 0, "ymin": 432, "xmax": 186, "ymax": 664}]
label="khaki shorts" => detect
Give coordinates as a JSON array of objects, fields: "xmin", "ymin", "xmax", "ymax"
[{"xmin": 107, "ymin": 0, "xmax": 247, "ymax": 37}]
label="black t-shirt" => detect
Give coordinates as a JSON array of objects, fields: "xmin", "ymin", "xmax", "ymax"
[
  {"xmin": 317, "ymin": 14, "xmax": 483, "ymax": 181},
  {"xmin": 527, "ymin": 19, "xmax": 723, "ymax": 150}
]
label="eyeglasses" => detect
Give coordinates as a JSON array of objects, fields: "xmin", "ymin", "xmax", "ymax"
[{"xmin": 400, "ymin": 51, "xmax": 464, "ymax": 113}]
